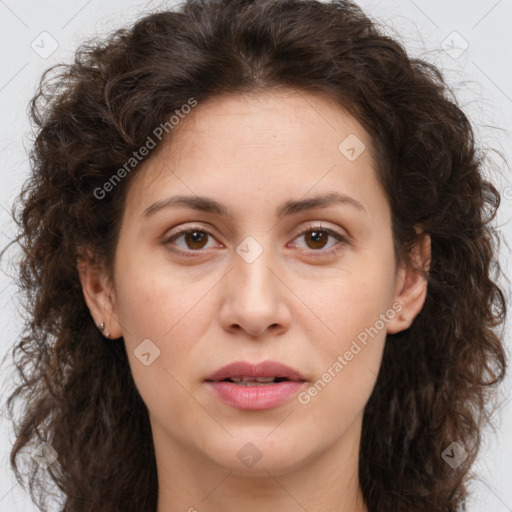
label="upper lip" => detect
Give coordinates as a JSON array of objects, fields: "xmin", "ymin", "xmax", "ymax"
[{"xmin": 205, "ymin": 360, "xmax": 306, "ymax": 382}]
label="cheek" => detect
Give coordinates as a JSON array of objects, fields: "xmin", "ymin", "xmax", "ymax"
[
  {"xmin": 307, "ymin": 269, "xmax": 393, "ymax": 348},
  {"xmin": 114, "ymin": 250, "xmax": 203, "ymax": 340},
  {"xmin": 300, "ymin": 289, "xmax": 387, "ymax": 420},
  {"xmin": 299, "ymin": 253, "xmax": 394, "ymax": 396},
  {"xmin": 116, "ymin": 275, "xmax": 200, "ymax": 422},
  {"xmin": 112, "ymin": 256, "xmax": 212, "ymax": 391}
]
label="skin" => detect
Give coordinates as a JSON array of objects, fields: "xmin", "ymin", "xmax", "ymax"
[{"xmin": 79, "ymin": 88, "xmax": 430, "ymax": 512}]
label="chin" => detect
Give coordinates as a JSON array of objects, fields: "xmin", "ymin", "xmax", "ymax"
[{"xmin": 204, "ymin": 435, "xmax": 313, "ymax": 476}]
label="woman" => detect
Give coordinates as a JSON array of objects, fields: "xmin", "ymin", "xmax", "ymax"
[{"xmin": 2, "ymin": 0, "xmax": 507, "ymax": 510}]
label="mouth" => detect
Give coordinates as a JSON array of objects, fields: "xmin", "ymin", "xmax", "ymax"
[
  {"xmin": 205, "ymin": 360, "xmax": 307, "ymax": 384},
  {"xmin": 213, "ymin": 376, "xmax": 298, "ymax": 386},
  {"xmin": 204, "ymin": 360, "xmax": 307, "ymax": 409}
]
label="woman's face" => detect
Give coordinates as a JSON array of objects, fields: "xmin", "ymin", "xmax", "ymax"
[{"xmin": 82, "ymin": 89, "xmax": 427, "ymax": 478}]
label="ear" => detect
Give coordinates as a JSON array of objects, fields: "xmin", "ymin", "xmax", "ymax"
[
  {"xmin": 76, "ymin": 248, "xmax": 123, "ymax": 339},
  {"xmin": 386, "ymin": 229, "xmax": 431, "ymax": 335}
]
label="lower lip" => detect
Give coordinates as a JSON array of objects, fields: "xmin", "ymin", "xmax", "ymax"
[{"xmin": 206, "ymin": 381, "xmax": 306, "ymax": 410}]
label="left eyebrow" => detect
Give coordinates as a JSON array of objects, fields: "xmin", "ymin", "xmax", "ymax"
[
  {"xmin": 142, "ymin": 191, "xmax": 367, "ymax": 219},
  {"xmin": 277, "ymin": 191, "xmax": 366, "ymax": 218}
]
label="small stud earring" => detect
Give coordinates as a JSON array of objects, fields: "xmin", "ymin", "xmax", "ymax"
[{"xmin": 98, "ymin": 320, "xmax": 111, "ymax": 339}]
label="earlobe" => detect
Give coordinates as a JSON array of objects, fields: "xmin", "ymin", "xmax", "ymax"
[
  {"xmin": 386, "ymin": 232, "xmax": 431, "ymax": 335},
  {"xmin": 77, "ymin": 253, "xmax": 123, "ymax": 340}
]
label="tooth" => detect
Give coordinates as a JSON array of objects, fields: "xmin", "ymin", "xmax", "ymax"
[
  {"xmin": 238, "ymin": 381, "xmax": 272, "ymax": 386},
  {"xmin": 228, "ymin": 376, "xmax": 277, "ymax": 383},
  {"xmin": 246, "ymin": 376, "xmax": 275, "ymax": 383},
  {"xmin": 227, "ymin": 376, "xmax": 277, "ymax": 384}
]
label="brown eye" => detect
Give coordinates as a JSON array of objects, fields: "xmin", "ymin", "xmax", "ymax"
[
  {"xmin": 304, "ymin": 229, "xmax": 330, "ymax": 250},
  {"xmin": 164, "ymin": 228, "xmax": 217, "ymax": 255},
  {"xmin": 163, "ymin": 224, "xmax": 348, "ymax": 259},
  {"xmin": 182, "ymin": 230, "xmax": 209, "ymax": 250},
  {"xmin": 292, "ymin": 226, "xmax": 349, "ymax": 257}
]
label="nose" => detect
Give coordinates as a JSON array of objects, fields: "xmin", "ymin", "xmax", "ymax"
[{"xmin": 219, "ymin": 241, "xmax": 291, "ymax": 338}]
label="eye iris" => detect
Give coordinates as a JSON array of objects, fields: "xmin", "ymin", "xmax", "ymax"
[
  {"xmin": 306, "ymin": 230, "xmax": 328, "ymax": 250},
  {"xmin": 185, "ymin": 230, "xmax": 208, "ymax": 249}
]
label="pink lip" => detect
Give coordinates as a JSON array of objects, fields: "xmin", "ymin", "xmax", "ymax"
[
  {"xmin": 206, "ymin": 381, "xmax": 306, "ymax": 410},
  {"xmin": 205, "ymin": 360, "xmax": 306, "ymax": 382},
  {"xmin": 205, "ymin": 360, "xmax": 307, "ymax": 410}
]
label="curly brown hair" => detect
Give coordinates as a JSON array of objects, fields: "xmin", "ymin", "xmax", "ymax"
[{"xmin": 2, "ymin": 0, "xmax": 507, "ymax": 511}]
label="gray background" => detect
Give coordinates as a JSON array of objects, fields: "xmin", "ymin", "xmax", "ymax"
[{"xmin": 0, "ymin": 0, "xmax": 511, "ymax": 510}]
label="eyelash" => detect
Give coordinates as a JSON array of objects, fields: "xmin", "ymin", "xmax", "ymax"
[{"xmin": 162, "ymin": 223, "xmax": 349, "ymax": 259}]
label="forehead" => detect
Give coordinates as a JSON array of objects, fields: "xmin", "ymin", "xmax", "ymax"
[
  {"xmin": 123, "ymin": 89, "xmax": 383, "ymax": 219},
  {"xmin": 169, "ymin": 89, "xmax": 367, "ymax": 154}
]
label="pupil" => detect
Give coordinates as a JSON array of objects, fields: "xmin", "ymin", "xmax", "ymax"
[
  {"xmin": 187, "ymin": 231, "xmax": 206, "ymax": 249},
  {"xmin": 308, "ymin": 230, "xmax": 327, "ymax": 249}
]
